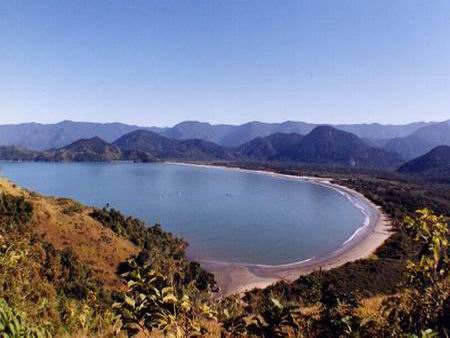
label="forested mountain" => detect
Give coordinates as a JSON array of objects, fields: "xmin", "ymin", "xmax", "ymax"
[
  {"xmin": 217, "ymin": 120, "xmax": 435, "ymax": 147},
  {"xmin": 39, "ymin": 137, "xmax": 123, "ymax": 162},
  {"xmin": 384, "ymin": 121, "xmax": 450, "ymax": 160},
  {"xmin": 110, "ymin": 126, "xmax": 404, "ymax": 168},
  {"xmin": 113, "ymin": 130, "xmax": 239, "ymax": 161},
  {"xmin": 0, "ymin": 127, "xmax": 407, "ymax": 168},
  {"xmin": 219, "ymin": 121, "xmax": 307, "ymax": 146},
  {"xmin": 7, "ymin": 123, "xmax": 450, "ymax": 171},
  {"xmin": 0, "ymin": 119, "xmax": 443, "ymax": 150},
  {"xmin": 271, "ymin": 126, "xmax": 403, "ymax": 168},
  {"xmin": 235, "ymin": 133, "xmax": 305, "ymax": 161},
  {"xmin": 160, "ymin": 121, "xmax": 235, "ymax": 144},
  {"xmin": 0, "ymin": 145, "xmax": 39, "ymax": 161},
  {"xmin": 0, "ymin": 120, "xmax": 147, "ymax": 151},
  {"xmin": 29, "ymin": 131, "xmax": 236, "ymax": 162},
  {"xmin": 398, "ymin": 145, "xmax": 450, "ymax": 182}
]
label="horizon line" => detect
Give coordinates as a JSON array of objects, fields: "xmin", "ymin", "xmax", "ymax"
[{"xmin": 0, "ymin": 118, "xmax": 448, "ymax": 129}]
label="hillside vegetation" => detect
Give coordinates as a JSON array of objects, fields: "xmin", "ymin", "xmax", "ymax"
[
  {"xmin": 113, "ymin": 130, "xmax": 238, "ymax": 162},
  {"xmin": 270, "ymin": 126, "xmax": 402, "ymax": 167},
  {"xmin": 0, "ymin": 145, "xmax": 39, "ymax": 161},
  {"xmin": 0, "ymin": 179, "xmax": 216, "ymax": 336},
  {"xmin": 40, "ymin": 137, "xmax": 123, "ymax": 162},
  {"xmin": 0, "ymin": 175, "xmax": 448, "ymax": 337}
]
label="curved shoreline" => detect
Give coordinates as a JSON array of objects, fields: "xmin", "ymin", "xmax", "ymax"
[
  {"xmin": 167, "ymin": 162, "xmax": 393, "ymax": 296},
  {"xmin": 1, "ymin": 160, "xmax": 393, "ymax": 296}
]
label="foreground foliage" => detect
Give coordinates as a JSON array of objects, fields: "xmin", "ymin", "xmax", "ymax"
[
  {"xmin": 383, "ymin": 209, "xmax": 449, "ymax": 336},
  {"xmin": 0, "ymin": 299, "xmax": 51, "ymax": 338},
  {"xmin": 0, "ymin": 192, "xmax": 120, "ymax": 336},
  {"xmin": 1, "ymin": 180, "xmax": 449, "ymax": 337},
  {"xmin": 114, "ymin": 256, "xmax": 217, "ymax": 337}
]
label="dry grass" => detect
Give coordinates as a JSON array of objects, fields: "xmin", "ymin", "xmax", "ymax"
[
  {"xmin": 355, "ymin": 295, "xmax": 386, "ymax": 321},
  {"xmin": 0, "ymin": 178, "xmax": 139, "ymax": 291}
]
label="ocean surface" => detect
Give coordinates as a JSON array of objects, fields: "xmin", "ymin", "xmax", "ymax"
[{"xmin": 0, "ymin": 162, "xmax": 365, "ymax": 265}]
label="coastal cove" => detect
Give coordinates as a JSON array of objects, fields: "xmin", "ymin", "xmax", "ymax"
[
  {"xmin": 168, "ymin": 163, "xmax": 393, "ymax": 295},
  {"xmin": 0, "ymin": 162, "xmax": 391, "ymax": 294}
]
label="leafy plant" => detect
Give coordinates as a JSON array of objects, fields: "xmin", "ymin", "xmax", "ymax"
[
  {"xmin": 383, "ymin": 209, "xmax": 449, "ymax": 336},
  {"xmin": 316, "ymin": 285, "xmax": 363, "ymax": 337},
  {"xmin": 114, "ymin": 256, "xmax": 216, "ymax": 337},
  {"xmin": 403, "ymin": 208, "xmax": 448, "ymax": 288},
  {"xmin": 220, "ymin": 296, "xmax": 303, "ymax": 337},
  {"xmin": 0, "ymin": 298, "xmax": 51, "ymax": 338}
]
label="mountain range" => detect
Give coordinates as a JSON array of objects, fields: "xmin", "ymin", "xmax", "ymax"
[
  {"xmin": 398, "ymin": 145, "xmax": 450, "ymax": 182},
  {"xmin": 38, "ymin": 137, "xmax": 124, "ymax": 162},
  {"xmin": 1, "ymin": 119, "xmax": 449, "ymax": 174},
  {"xmin": 0, "ymin": 126, "xmax": 405, "ymax": 169},
  {"xmin": 233, "ymin": 127, "xmax": 404, "ymax": 168},
  {"xmin": 384, "ymin": 122, "xmax": 450, "ymax": 160},
  {"xmin": 1, "ymin": 120, "xmax": 448, "ymax": 154},
  {"xmin": 235, "ymin": 133, "xmax": 305, "ymax": 161},
  {"xmin": 113, "ymin": 130, "xmax": 238, "ymax": 161},
  {"xmin": 271, "ymin": 126, "xmax": 402, "ymax": 167},
  {"xmin": 153, "ymin": 120, "xmax": 439, "ymax": 147},
  {"xmin": 0, "ymin": 121, "xmax": 144, "ymax": 151}
]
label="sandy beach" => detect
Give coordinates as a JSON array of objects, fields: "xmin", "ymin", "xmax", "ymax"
[{"xmin": 169, "ymin": 162, "xmax": 393, "ymax": 296}]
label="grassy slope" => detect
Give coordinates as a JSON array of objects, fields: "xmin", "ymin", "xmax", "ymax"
[
  {"xmin": 0, "ymin": 178, "xmax": 139, "ymax": 291},
  {"xmin": 0, "ymin": 178, "xmax": 218, "ymax": 336}
]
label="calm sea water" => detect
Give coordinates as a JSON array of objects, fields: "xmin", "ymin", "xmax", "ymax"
[{"xmin": 0, "ymin": 162, "xmax": 365, "ymax": 265}]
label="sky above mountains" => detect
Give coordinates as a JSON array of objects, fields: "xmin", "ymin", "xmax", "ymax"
[{"xmin": 1, "ymin": 1, "xmax": 450, "ymax": 126}]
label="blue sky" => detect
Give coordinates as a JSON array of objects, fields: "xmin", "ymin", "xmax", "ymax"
[{"xmin": 1, "ymin": 1, "xmax": 449, "ymax": 126}]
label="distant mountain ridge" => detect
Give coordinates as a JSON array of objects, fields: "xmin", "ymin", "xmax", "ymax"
[
  {"xmin": 113, "ymin": 130, "xmax": 239, "ymax": 161},
  {"xmin": 273, "ymin": 126, "xmax": 402, "ymax": 168},
  {"xmin": 398, "ymin": 145, "xmax": 450, "ymax": 172},
  {"xmin": 0, "ymin": 119, "xmax": 445, "ymax": 150},
  {"xmin": 235, "ymin": 133, "xmax": 305, "ymax": 161},
  {"xmin": 0, "ymin": 145, "xmax": 39, "ymax": 161},
  {"xmin": 398, "ymin": 145, "xmax": 450, "ymax": 182},
  {"xmin": 39, "ymin": 137, "xmax": 123, "ymax": 162},
  {"xmin": 0, "ymin": 126, "xmax": 404, "ymax": 169},
  {"xmin": 0, "ymin": 120, "xmax": 149, "ymax": 151},
  {"xmin": 2, "ymin": 119, "xmax": 449, "ymax": 170},
  {"xmin": 159, "ymin": 120, "xmax": 437, "ymax": 147},
  {"xmin": 234, "ymin": 127, "xmax": 402, "ymax": 168},
  {"xmin": 384, "ymin": 122, "xmax": 450, "ymax": 160}
]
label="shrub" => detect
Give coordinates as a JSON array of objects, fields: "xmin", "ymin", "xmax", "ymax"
[
  {"xmin": 382, "ymin": 209, "xmax": 449, "ymax": 336},
  {"xmin": 0, "ymin": 193, "xmax": 33, "ymax": 229},
  {"xmin": 92, "ymin": 207, "xmax": 217, "ymax": 292},
  {"xmin": 0, "ymin": 298, "xmax": 51, "ymax": 337},
  {"xmin": 114, "ymin": 256, "xmax": 216, "ymax": 336}
]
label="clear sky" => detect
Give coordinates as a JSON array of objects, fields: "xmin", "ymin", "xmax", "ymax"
[{"xmin": 1, "ymin": 1, "xmax": 450, "ymax": 126}]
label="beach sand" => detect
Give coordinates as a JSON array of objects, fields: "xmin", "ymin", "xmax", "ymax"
[{"xmin": 169, "ymin": 163, "xmax": 393, "ymax": 296}]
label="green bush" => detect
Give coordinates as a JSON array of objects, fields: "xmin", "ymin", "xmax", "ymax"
[
  {"xmin": 0, "ymin": 193, "xmax": 33, "ymax": 229},
  {"xmin": 0, "ymin": 298, "xmax": 51, "ymax": 338},
  {"xmin": 114, "ymin": 256, "xmax": 216, "ymax": 336},
  {"xmin": 92, "ymin": 207, "xmax": 216, "ymax": 292}
]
